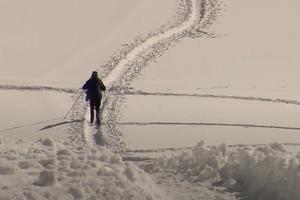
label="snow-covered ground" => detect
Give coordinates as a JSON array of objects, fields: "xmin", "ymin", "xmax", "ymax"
[
  {"xmin": 120, "ymin": 95, "xmax": 300, "ymax": 150},
  {"xmin": 0, "ymin": 90, "xmax": 73, "ymax": 141},
  {"xmin": 119, "ymin": 0, "xmax": 300, "ymax": 152},
  {"xmin": 0, "ymin": 138, "xmax": 167, "ymax": 199},
  {"xmin": 142, "ymin": 141, "xmax": 300, "ymax": 200},
  {"xmin": 1, "ymin": 0, "xmax": 300, "ymax": 199},
  {"xmin": 0, "ymin": 0, "xmax": 177, "ymax": 138}
]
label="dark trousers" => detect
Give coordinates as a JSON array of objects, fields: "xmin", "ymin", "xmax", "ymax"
[{"xmin": 89, "ymin": 96, "xmax": 101, "ymax": 123}]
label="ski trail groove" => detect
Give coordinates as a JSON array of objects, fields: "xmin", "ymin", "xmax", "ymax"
[
  {"xmin": 0, "ymin": 84, "xmax": 78, "ymax": 94},
  {"xmin": 117, "ymin": 121, "xmax": 300, "ymax": 131},
  {"xmin": 0, "ymin": 118, "xmax": 63, "ymax": 133},
  {"xmin": 102, "ymin": 0, "xmax": 198, "ymax": 90},
  {"xmin": 113, "ymin": 90, "xmax": 300, "ymax": 106},
  {"xmin": 82, "ymin": 0, "xmax": 215, "ymax": 148},
  {"xmin": 2, "ymin": 84, "xmax": 300, "ymax": 107}
]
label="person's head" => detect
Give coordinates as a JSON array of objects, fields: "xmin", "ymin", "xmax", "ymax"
[{"xmin": 91, "ymin": 71, "xmax": 98, "ymax": 78}]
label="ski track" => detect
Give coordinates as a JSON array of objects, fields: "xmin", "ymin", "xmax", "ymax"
[
  {"xmin": 2, "ymin": 84, "xmax": 300, "ymax": 107},
  {"xmin": 117, "ymin": 121, "xmax": 300, "ymax": 131},
  {"xmin": 0, "ymin": 84, "xmax": 78, "ymax": 93},
  {"xmin": 0, "ymin": 118, "xmax": 63, "ymax": 133},
  {"xmin": 82, "ymin": 0, "xmax": 205, "ymax": 147},
  {"xmin": 101, "ymin": 0, "xmax": 198, "ymax": 90},
  {"xmin": 113, "ymin": 89, "xmax": 300, "ymax": 106}
]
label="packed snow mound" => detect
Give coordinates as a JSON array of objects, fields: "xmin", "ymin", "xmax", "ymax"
[
  {"xmin": 0, "ymin": 137, "xmax": 165, "ymax": 200},
  {"xmin": 145, "ymin": 141, "xmax": 300, "ymax": 200}
]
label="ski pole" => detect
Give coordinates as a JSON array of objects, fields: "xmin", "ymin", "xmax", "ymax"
[{"xmin": 64, "ymin": 91, "xmax": 84, "ymax": 119}]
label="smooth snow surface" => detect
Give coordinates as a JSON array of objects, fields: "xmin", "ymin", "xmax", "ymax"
[
  {"xmin": 120, "ymin": 95, "xmax": 300, "ymax": 149},
  {"xmin": 0, "ymin": 90, "xmax": 72, "ymax": 140},
  {"xmin": 0, "ymin": 0, "xmax": 176, "ymax": 88}
]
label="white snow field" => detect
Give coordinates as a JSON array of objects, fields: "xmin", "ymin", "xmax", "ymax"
[
  {"xmin": 0, "ymin": 0, "xmax": 176, "ymax": 138},
  {"xmin": 119, "ymin": 0, "xmax": 300, "ymax": 152},
  {"xmin": 1, "ymin": 0, "xmax": 300, "ymax": 199},
  {"xmin": 0, "ymin": 90, "xmax": 73, "ymax": 141}
]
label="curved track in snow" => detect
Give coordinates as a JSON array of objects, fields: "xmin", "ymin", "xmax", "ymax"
[
  {"xmin": 101, "ymin": 1, "xmax": 198, "ymax": 90},
  {"xmin": 87, "ymin": 0, "xmax": 300, "ymax": 152},
  {"xmin": 81, "ymin": 0, "xmax": 220, "ymax": 148}
]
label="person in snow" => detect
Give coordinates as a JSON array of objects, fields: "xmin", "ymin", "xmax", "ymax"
[{"xmin": 82, "ymin": 71, "xmax": 106, "ymax": 124}]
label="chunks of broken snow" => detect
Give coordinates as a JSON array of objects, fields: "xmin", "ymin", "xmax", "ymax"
[
  {"xmin": 34, "ymin": 170, "xmax": 56, "ymax": 186},
  {"xmin": 0, "ymin": 138, "xmax": 165, "ymax": 200},
  {"xmin": 147, "ymin": 141, "xmax": 300, "ymax": 200}
]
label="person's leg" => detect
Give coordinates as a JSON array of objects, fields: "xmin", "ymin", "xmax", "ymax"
[
  {"xmin": 90, "ymin": 99, "xmax": 95, "ymax": 123},
  {"xmin": 95, "ymin": 98, "xmax": 101, "ymax": 124}
]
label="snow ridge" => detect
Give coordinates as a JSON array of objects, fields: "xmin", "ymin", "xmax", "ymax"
[
  {"xmin": 145, "ymin": 141, "xmax": 300, "ymax": 200},
  {"xmin": 0, "ymin": 138, "xmax": 166, "ymax": 199}
]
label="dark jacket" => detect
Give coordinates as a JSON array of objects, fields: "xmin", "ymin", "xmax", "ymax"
[{"xmin": 82, "ymin": 77, "xmax": 106, "ymax": 100}]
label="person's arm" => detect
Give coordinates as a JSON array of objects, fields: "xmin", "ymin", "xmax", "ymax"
[
  {"xmin": 98, "ymin": 79, "xmax": 106, "ymax": 91},
  {"xmin": 82, "ymin": 80, "xmax": 89, "ymax": 90}
]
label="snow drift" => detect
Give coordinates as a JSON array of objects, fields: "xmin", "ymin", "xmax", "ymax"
[
  {"xmin": 0, "ymin": 137, "xmax": 165, "ymax": 200},
  {"xmin": 144, "ymin": 141, "xmax": 300, "ymax": 200}
]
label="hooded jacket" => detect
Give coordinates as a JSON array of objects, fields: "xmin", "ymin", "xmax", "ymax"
[{"xmin": 82, "ymin": 77, "xmax": 106, "ymax": 100}]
